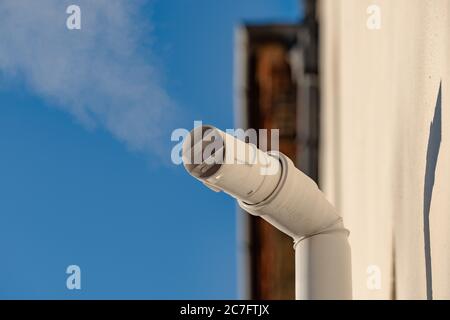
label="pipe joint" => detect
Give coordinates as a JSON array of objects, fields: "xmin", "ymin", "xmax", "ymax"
[{"xmin": 239, "ymin": 151, "xmax": 343, "ymax": 240}]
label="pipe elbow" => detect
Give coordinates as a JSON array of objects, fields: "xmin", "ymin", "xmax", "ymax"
[{"xmin": 239, "ymin": 151, "xmax": 346, "ymax": 242}]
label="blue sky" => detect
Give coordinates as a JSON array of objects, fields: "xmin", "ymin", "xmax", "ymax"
[{"xmin": 0, "ymin": 0, "xmax": 299, "ymax": 299}]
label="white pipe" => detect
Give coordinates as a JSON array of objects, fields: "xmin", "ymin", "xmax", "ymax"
[
  {"xmin": 182, "ymin": 125, "xmax": 352, "ymax": 300},
  {"xmin": 295, "ymin": 222, "xmax": 352, "ymax": 299}
]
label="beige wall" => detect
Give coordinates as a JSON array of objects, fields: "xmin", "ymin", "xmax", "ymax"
[{"xmin": 320, "ymin": 0, "xmax": 450, "ymax": 299}]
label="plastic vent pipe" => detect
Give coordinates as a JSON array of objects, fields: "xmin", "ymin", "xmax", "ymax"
[{"xmin": 182, "ymin": 125, "xmax": 352, "ymax": 300}]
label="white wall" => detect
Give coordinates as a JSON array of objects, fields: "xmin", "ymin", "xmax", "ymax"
[{"xmin": 320, "ymin": 0, "xmax": 450, "ymax": 299}]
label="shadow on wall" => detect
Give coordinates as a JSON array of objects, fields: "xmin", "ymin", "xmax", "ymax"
[{"xmin": 423, "ymin": 81, "xmax": 442, "ymax": 300}]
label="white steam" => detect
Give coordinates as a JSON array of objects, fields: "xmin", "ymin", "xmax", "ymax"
[{"xmin": 0, "ymin": 0, "xmax": 175, "ymax": 156}]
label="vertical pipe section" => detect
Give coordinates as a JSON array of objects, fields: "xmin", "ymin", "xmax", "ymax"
[{"xmin": 295, "ymin": 225, "xmax": 352, "ymax": 299}]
